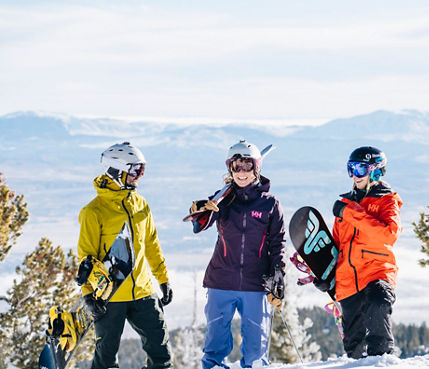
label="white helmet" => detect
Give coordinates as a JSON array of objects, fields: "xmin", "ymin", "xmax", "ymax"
[
  {"xmin": 101, "ymin": 142, "xmax": 146, "ymax": 189},
  {"xmin": 225, "ymin": 139, "xmax": 262, "ymax": 170}
]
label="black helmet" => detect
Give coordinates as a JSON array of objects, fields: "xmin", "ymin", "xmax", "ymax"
[{"xmin": 347, "ymin": 146, "xmax": 387, "ymax": 180}]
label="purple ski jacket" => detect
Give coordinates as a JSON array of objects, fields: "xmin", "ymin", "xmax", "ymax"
[{"xmin": 197, "ymin": 176, "xmax": 286, "ymax": 292}]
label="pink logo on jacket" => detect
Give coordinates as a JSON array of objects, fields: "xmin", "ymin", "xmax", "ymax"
[{"xmin": 251, "ymin": 211, "xmax": 262, "ymax": 219}]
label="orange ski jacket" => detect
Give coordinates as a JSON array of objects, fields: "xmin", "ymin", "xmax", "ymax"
[{"xmin": 332, "ymin": 181, "xmax": 402, "ymax": 301}]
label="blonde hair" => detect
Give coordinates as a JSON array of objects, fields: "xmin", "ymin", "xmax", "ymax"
[{"xmin": 353, "ymin": 179, "xmax": 379, "ymax": 197}]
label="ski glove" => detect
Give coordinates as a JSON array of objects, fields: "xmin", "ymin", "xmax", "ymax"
[
  {"xmin": 313, "ymin": 278, "xmax": 331, "ymax": 293},
  {"xmin": 267, "ymin": 266, "xmax": 285, "ymax": 311},
  {"xmin": 190, "ymin": 200, "xmax": 219, "ymax": 213},
  {"xmin": 332, "ymin": 200, "xmax": 348, "ymax": 218},
  {"xmin": 84, "ymin": 294, "xmax": 107, "ymax": 322},
  {"xmin": 160, "ymin": 282, "xmax": 173, "ymax": 306}
]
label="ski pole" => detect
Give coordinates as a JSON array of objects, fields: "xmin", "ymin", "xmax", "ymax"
[
  {"xmin": 266, "ymin": 307, "xmax": 275, "ymax": 362},
  {"xmin": 276, "ymin": 309, "xmax": 304, "ymax": 365}
]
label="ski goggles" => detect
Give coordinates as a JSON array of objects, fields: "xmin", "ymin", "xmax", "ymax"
[
  {"xmin": 128, "ymin": 163, "xmax": 145, "ymax": 177},
  {"xmin": 290, "ymin": 252, "xmax": 311, "ymax": 274},
  {"xmin": 230, "ymin": 158, "xmax": 255, "ymax": 173},
  {"xmin": 347, "ymin": 161, "xmax": 375, "ymax": 178}
]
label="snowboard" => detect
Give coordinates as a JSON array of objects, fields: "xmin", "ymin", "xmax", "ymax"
[
  {"xmin": 38, "ymin": 221, "xmax": 135, "ymax": 369},
  {"xmin": 289, "ymin": 207, "xmax": 338, "ymax": 300}
]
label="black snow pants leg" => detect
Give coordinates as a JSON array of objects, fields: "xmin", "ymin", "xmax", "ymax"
[
  {"xmin": 91, "ymin": 295, "xmax": 172, "ymax": 369},
  {"xmin": 364, "ymin": 280, "xmax": 396, "ymax": 356},
  {"xmin": 340, "ymin": 289, "xmax": 367, "ymax": 359},
  {"xmin": 91, "ymin": 302, "xmax": 127, "ymax": 369},
  {"xmin": 340, "ymin": 279, "xmax": 396, "ymax": 359},
  {"xmin": 127, "ymin": 296, "xmax": 172, "ymax": 369}
]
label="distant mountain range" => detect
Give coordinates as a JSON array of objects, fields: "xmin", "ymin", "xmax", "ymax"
[
  {"xmin": 0, "ymin": 110, "xmax": 428, "ymax": 326},
  {"xmin": 1, "ymin": 109, "xmax": 427, "ymax": 252}
]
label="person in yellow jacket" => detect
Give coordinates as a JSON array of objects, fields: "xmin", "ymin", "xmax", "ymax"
[{"xmin": 77, "ymin": 142, "xmax": 173, "ymax": 369}]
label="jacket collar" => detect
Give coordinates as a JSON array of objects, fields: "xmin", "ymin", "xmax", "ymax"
[
  {"xmin": 93, "ymin": 175, "xmax": 132, "ymax": 201},
  {"xmin": 341, "ymin": 181, "xmax": 393, "ymax": 201},
  {"xmin": 233, "ymin": 175, "xmax": 270, "ymax": 202}
]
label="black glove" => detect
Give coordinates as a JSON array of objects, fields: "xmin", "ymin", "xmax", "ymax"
[
  {"xmin": 160, "ymin": 282, "xmax": 173, "ymax": 306},
  {"xmin": 272, "ymin": 266, "xmax": 285, "ymax": 300},
  {"xmin": 84, "ymin": 294, "xmax": 107, "ymax": 322},
  {"xmin": 332, "ymin": 200, "xmax": 348, "ymax": 218},
  {"xmin": 313, "ymin": 278, "xmax": 330, "ymax": 293}
]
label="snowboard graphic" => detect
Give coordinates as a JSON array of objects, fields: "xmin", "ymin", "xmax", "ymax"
[
  {"xmin": 38, "ymin": 222, "xmax": 135, "ymax": 369},
  {"xmin": 289, "ymin": 207, "xmax": 338, "ymax": 300}
]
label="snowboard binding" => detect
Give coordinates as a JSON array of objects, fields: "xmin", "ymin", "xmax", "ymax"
[{"xmin": 47, "ymin": 305, "xmax": 89, "ymax": 353}]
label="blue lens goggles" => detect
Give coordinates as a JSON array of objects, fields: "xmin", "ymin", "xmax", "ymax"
[{"xmin": 347, "ymin": 161, "xmax": 371, "ymax": 178}]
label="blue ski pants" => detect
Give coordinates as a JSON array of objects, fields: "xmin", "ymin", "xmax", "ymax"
[{"xmin": 202, "ymin": 289, "xmax": 271, "ymax": 369}]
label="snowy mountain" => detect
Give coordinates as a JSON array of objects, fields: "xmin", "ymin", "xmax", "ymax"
[{"xmin": 0, "ymin": 110, "xmax": 428, "ymax": 330}]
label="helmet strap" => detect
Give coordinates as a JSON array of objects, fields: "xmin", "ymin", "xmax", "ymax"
[{"xmin": 106, "ymin": 167, "xmax": 127, "ymax": 190}]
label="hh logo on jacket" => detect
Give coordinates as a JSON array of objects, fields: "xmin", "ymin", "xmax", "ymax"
[
  {"xmin": 367, "ymin": 204, "xmax": 379, "ymax": 214},
  {"xmin": 251, "ymin": 211, "xmax": 262, "ymax": 219}
]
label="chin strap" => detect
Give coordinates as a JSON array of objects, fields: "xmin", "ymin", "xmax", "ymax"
[{"xmin": 105, "ymin": 168, "xmax": 136, "ymax": 190}]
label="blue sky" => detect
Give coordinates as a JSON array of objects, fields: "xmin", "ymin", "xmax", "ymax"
[{"xmin": 1, "ymin": 0, "xmax": 429, "ymax": 124}]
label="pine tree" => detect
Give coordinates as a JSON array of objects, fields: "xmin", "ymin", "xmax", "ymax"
[
  {"xmin": 0, "ymin": 238, "xmax": 94, "ymax": 368},
  {"xmin": 0, "ymin": 173, "xmax": 29, "ymax": 367},
  {"xmin": 0, "ymin": 173, "xmax": 28, "ymax": 261},
  {"xmin": 413, "ymin": 206, "xmax": 429, "ymax": 267},
  {"xmin": 269, "ymin": 265, "xmax": 321, "ymax": 364}
]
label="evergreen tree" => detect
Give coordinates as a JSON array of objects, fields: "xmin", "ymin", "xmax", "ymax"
[
  {"xmin": 0, "ymin": 173, "xmax": 29, "ymax": 367},
  {"xmin": 0, "ymin": 238, "xmax": 93, "ymax": 368},
  {"xmin": 172, "ymin": 325, "xmax": 205, "ymax": 368},
  {"xmin": 269, "ymin": 265, "xmax": 321, "ymax": 364},
  {"xmin": 298, "ymin": 306, "xmax": 344, "ymax": 359},
  {"xmin": 413, "ymin": 206, "xmax": 429, "ymax": 267},
  {"xmin": 0, "ymin": 173, "xmax": 28, "ymax": 261}
]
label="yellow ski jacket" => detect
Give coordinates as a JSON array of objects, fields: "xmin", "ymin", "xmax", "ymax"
[{"xmin": 77, "ymin": 175, "xmax": 169, "ymax": 302}]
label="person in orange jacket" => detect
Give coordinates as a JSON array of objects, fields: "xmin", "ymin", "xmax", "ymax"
[{"xmin": 315, "ymin": 146, "xmax": 402, "ymax": 359}]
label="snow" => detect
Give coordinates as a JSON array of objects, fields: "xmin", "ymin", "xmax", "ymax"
[{"xmin": 224, "ymin": 354, "xmax": 429, "ymax": 368}]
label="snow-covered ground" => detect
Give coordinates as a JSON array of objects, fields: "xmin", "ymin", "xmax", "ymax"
[{"xmin": 230, "ymin": 353, "xmax": 429, "ymax": 368}]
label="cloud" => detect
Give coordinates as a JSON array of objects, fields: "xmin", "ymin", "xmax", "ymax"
[{"xmin": 2, "ymin": 2, "xmax": 429, "ymax": 119}]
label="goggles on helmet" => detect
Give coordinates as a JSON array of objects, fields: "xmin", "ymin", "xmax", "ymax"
[
  {"xmin": 230, "ymin": 158, "xmax": 254, "ymax": 173},
  {"xmin": 347, "ymin": 161, "xmax": 376, "ymax": 178},
  {"xmin": 128, "ymin": 163, "xmax": 145, "ymax": 177}
]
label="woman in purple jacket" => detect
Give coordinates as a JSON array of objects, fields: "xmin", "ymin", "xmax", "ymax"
[{"xmin": 189, "ymin": 140, "xmax": 286, "ymax": 369}]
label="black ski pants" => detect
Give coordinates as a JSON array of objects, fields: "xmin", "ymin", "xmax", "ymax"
[
  {"xmin": 340, "ymin": 279, "xmax": 396, "ymax": 359},
  {"xmin": 91, "ymin": 294, "xmax": 172, "ymax": 369}
]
